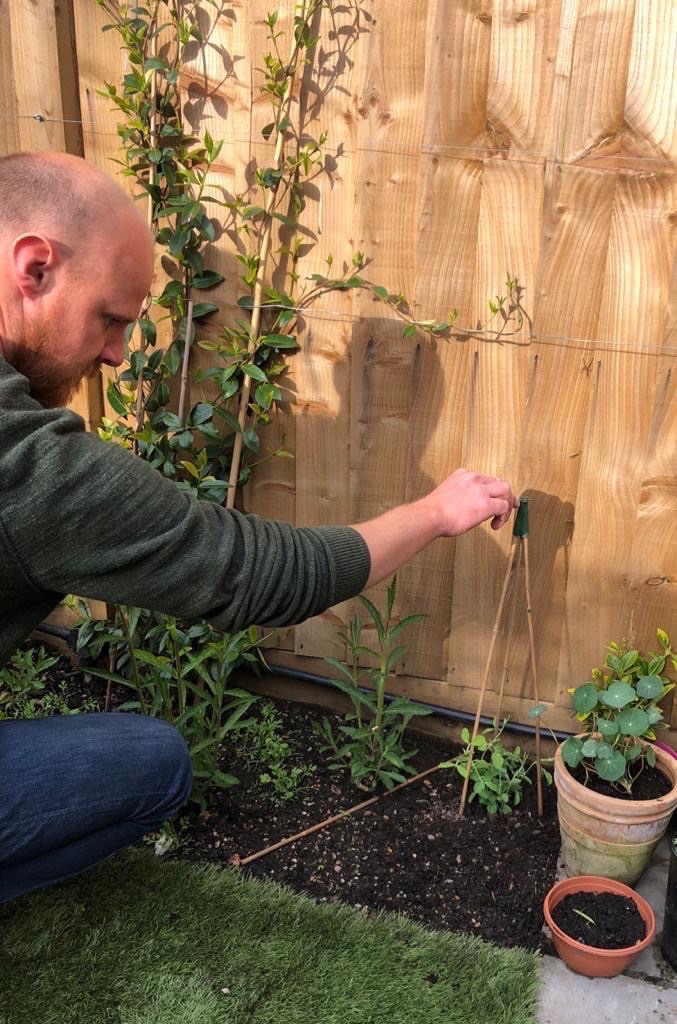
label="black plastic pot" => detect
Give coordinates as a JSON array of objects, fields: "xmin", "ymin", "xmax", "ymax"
[{"xmin": 662, "ymin": 835, "xmax": 677, "ymax": 970}]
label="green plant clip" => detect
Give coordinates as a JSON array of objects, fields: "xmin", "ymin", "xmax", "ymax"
[{"xmin": 513, "ymin": 497, "xmax": 529, "ymax": 538}]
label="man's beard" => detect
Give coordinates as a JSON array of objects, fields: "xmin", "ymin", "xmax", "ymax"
[{"xmin": 6, "ymin": 322, "xmax": 98, "ymax": 409}]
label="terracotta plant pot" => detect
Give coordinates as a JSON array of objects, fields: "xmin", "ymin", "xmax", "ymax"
[
  {"xmin": 554, "ymin": 739, "xmax": 677, "ymax": 884},
  {"xmin": 543, "ymin": 875, "xmax": 656, "ymax": 978}
]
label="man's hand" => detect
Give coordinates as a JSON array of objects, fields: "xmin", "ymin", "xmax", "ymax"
[
  {"xmin": 353, "ymin": 468, "xmax": 518, "ymax": 589},
  {"xmin": 417, "ymin": 468, "xmax": 518, "ymax": 537}
]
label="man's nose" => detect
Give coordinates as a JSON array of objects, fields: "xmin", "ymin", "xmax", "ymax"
[{"xmin": 99, "ymin": 336, "xmax": 126, "ymax": 368}]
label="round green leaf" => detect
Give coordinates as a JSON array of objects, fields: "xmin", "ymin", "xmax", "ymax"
[
  {"xmin": 573, "ymin": 683, "xmax": 599, "ymax": 714},
  {"xmin": 599, "ymin": 681, "xmax": 636, "ymax": 709},
  {"xmin": 616, "ymin": 707, "xmax": 650, "ymax": 736},
  {"xmin": 562, "ymin": 737, "xmax": 584, "ymax": 767},
  {"xmin": 636, "ymin": 675, "xmax": 663, "ymax": 700},
  {"xmin": 596, "ymin": 749, "xmax": 626, "ymax": 781},
  {"xmin": 625, "ymin": 744, "xmax": 643, "ymax": 763},
  {"xmin": 595, "ymin": 741, "xmax": 615, "ymax": 760},
  {"xmin": 581, "ymin": 738, "xmax": 599, "ymax": 757},
  {"xmin": 596, "ymin": 718, "xmax": 619, "ymax": 738},
  {"xmin": 646, "ymin": 705, "xmax": 664, "ymax": 726},
  {"xmin": 528, "ymin": 703, "xmax": 548, "ymax": 719}
]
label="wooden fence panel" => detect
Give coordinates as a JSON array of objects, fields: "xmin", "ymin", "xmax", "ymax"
[{"xmin": 3, "ymin": 1, "xmax": 674, "ymax": 733}]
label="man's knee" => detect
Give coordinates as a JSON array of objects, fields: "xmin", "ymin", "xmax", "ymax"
[{"xmin": 137, "ymin": 717, "xmax": 193, "ymax": 823}]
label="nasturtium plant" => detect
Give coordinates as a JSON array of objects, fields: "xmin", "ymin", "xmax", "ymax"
[{"xmin": 561, "ymin": 630, "xmax": 676, "ymax": 793}]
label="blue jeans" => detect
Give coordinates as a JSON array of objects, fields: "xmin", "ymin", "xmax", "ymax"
[{"xmin": 0, "ymin": 712, "xmax": 192, "ymax": 904}]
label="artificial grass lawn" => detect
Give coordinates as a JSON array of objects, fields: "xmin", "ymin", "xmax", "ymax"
[{"xmin": 0, "ymin": 852, "xmax": 540, "ymax": 1024}]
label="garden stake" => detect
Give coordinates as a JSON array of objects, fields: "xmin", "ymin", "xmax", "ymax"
[
  {"xmin": 458, "ymin": 519, "xmax": 519, "ymax": 816},
  {"xmin": 234, "ymin": 763, "xmax": 442, "ymax": 867},
  {"xmin": 494, "ymin": 540, "xmax": 523, "ymax": 724},
  {"xmin": 522, "ymin": 510, "xmax": 544, "ymax": 817},
  {"xmin": 459, "ymin": 498, "xmax": 544, "ymax": 817},
  {"xmin": 177, "ymin": 299, "xmax": 195, "ymax": 425},
  {"xmin": 226, "ymin": 0, "xmax": 319, "ymax": 508}
]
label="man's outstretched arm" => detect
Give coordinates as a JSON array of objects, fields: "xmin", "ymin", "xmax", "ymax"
[{"xmin": 354, "ymin": 469, "xmax": 518, "ymax": 588}]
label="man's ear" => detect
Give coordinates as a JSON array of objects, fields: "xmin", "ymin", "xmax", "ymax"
[{"xmin": 11, "ymin": 234, "xmax": 58, "ymax": 299}]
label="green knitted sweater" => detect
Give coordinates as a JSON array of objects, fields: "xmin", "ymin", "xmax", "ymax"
[{"xmin": 0, "ymin": 359, "xmax": 370, "ymax": 666}]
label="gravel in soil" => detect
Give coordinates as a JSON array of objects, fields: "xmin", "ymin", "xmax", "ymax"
[{"xmin": 552, "ymin": 891, "xmax": 647, "ymax": 949}]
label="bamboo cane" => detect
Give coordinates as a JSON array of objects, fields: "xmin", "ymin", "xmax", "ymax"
[
  {"xmin": 226, "ymin": 0, "xmax": 317, "ymax": 508},
  {"xmin": 458, "ymin": 533, "xmax": 518, "ymax": 816},
  {"xmin": 237, "ymin": 763, "xmax": 442, "ymax": 867},
  {"xmin": 522, "ymin": 522, "xmax": 544, "ymax": 816},
  {"xmin": 494, "ymin": 540, "xmax": 523, "ymax": 724},
  {"xmin": 177, "ymin": 300, "xmax": 195, "ymax": 424}
]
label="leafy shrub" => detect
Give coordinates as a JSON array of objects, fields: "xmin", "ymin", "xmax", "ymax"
[
  {"xmin": 561, "ymin": 629, "xmax": 676, "ymax": 793},
  {"xmin": 74, "ymin": 603, "xmax": 261, "ymax": 809},
  {"xmin": 441, "ymin": 720, "xmax": 549, "ymax": 814},
  {"xmin": 317, "ymin": 576, "xmax": 432, "ymax": 791}
]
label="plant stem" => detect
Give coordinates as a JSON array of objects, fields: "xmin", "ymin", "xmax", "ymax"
[{"xmin": 119, "ymin": 607, "xmax": 147, "ymax": 714}]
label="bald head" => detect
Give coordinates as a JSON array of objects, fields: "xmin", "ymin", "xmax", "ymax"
[{"xmin": 0, "ymin": 151, "xmax": 148, "ymax": 248}]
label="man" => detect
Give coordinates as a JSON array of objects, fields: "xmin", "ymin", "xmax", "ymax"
[{"xmin": 0, "ymin": 152, "xmax": 517, "ymax": 904}]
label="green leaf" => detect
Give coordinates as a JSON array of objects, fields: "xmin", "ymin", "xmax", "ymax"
[
  {"xmin": 595, "ymin": 741, "xmax": 615, "ymax": 760},
  {"xmin": 600, "ymin": 681, "xmax": 636, "ymax": 709},
  {"xmin": 191, "ymin": 302, "xmax": 219, "ymax": 320},
  {"xmin": 581, "ymin": 738, "xmax": 599, "ymax": 757},
  {"xmin": 241, "ymin": 363, "xmax": 268, "ymax": 382},
  {"xmin": 561, "ymin": 737, "xmax": 584, "ymax": 768},
  {"xmin": 596, "ymin": 718, "xmax": 619, "ymax": 738},
  {"xmin": 645, "ymin": 705, "xmax": 664, "ymax": 726},
  {"xmin": 596, "ymin": 749, "xmax": 626, "ymax": 781},
  {"xmin": 242, "ymin": 427, "xmax": 260, "ymax": 452},
  {"xmin": 192, "ymin": 270, "xmax": 225, "ymax": 290},
  {"xmin": 242, "ymin": 205, "xmax": 265, "ymax": 220},
  {"xmin": 616, "ymin": 707, "xmax": 650, "ymax": 736},
  {"xmin": 573, "ymin": 683, "xmax": 599, "ymax": 714},
  {"xmin": 625, "ymin": 744, "xmax": 643, "ymax": 762},
  {"xmin": 636, "ymin": 675, "xmax": 663, "ymax": 699},
  {"xmin": 528, "ymin": 703, "xmax": 548, "ymax": 719},
  {"xmin": 402, "ymin": 324, "xmax": 417, "ymax": 338},
  {"xmin": 144, "ymin": 56, "xmax": 169, "ymax": 72},
  {"xmin": 260, "ymin": 333, "xmax": 298, "ymax": 350},
  {"xmin": 646, "ymin": 746, "xmax": 657, "ymax": 767},
  {"xmin": 189, "ymin": 402, "xmax": 213, "ymax": 426},
  {"xmin": 657, "ymin": 628, "xmax": 670, "ymax": 650}
]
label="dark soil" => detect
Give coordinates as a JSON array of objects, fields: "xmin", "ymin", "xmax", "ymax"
[
  {"xmin": 24, "ymin": 654, "xmax": 563, "ymax": 952},
  {"xmin": 570, "ymin": 763, "xmax": 672, "ymax": 800},
  {"xmin": 552, "ymin": 891, "xmax": 646, "ymax": 949},
  {"xmin": 179, "ymin": 699, "xmax": 561, "ymax": 951}
]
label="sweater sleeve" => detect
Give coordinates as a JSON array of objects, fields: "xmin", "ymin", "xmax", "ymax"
[{"xmin": 0, "ymin": 375, "xmax": 370, "ymax": 630}]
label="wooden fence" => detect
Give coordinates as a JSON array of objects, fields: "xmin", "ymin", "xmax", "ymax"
[{"xmin": 1, "ymin": 0, "xmax": 675, "ymax": 734}]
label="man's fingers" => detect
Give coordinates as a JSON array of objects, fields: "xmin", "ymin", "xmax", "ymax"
[{"xmin": 487, "ymin": 497, "xmax": 512, "ymax": 528}]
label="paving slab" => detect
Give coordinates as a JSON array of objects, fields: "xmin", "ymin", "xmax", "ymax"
[
  {"xmin": 538, "ymin": 956, "xmax": 677, "ymax": 1024},
  {"xmin": 539, "ymin": 833, "xmax": 677, "ymax": 1024}
]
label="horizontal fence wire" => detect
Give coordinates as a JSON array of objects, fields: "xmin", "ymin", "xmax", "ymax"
[{"xmin": 1, "ymin": 110, "xmax": 675, "ymax": 173}]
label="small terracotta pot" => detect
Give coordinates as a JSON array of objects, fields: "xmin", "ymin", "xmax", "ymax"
[{"xmin": 543, "ymin": 875, "xmax": 656, "ymax": 978}]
